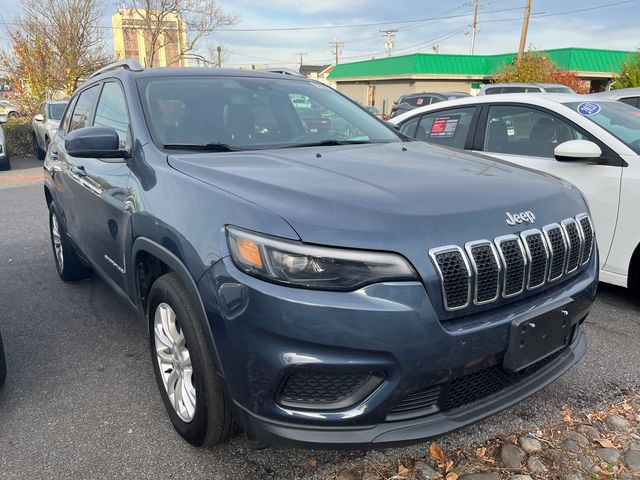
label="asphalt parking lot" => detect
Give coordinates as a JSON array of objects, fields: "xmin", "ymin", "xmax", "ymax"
[{"xmin": 1, "ymin": 157, "xmax": 639, "ymax": 480}]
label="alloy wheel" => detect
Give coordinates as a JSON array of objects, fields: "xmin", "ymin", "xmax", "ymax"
[
  {"xmin": 51, "ymin": 213, "xmax": 64, "ymax": 270},
  {"xmin": 154, "ymin": 303, "xmax": 196, "ymax": 422}
]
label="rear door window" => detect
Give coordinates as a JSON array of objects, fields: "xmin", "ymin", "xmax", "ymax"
[
  {"xmin": 59, "ymin": 96, "xmax": 78, "ymax": 136},
  {"xmin": 413, "ymin": 107, "xmax": 476, "ymax": 149},
  {"xmin": 69, "ymin": 85, "xmax": 100, "ymax": 132},
  {"xmin": 398, "ymin": 116, "xmax": 420, "ymax": 137}
]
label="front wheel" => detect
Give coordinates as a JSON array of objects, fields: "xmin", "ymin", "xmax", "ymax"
[{"xmin": 148, "ymin": 273, "xmax": 234, "ymax": 446}]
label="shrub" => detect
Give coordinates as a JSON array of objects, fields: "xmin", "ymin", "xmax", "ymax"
[
  {"xmin": 494, "ymin": 52, "xmax": 590, "ymax": 94},
  {"xmin": 3, "ymin": 117, "xmax": 36, "ymax": 158}
]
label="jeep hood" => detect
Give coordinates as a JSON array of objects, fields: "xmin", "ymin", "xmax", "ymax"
[{"xmin": 167, "ymin": 142, "xmax": 587, "ymax": 250}]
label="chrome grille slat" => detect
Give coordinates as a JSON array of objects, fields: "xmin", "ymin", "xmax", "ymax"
[
  {"xmin": 520, "ymin": 229, "xmax": 549, "ymax": 290},
  {"xmin": 543, "ymin": 224, "xmax": 568, "ymax": 282},
  {"xmin": 561, "ymin": 218, "xmax": 582, "ymax": 273},
  {"xmin": 576, "ymin": 213, "xmax": 594, "ymax": 265},
  {"xmin": 429, "ymin": 246, "xmax": 471, "ymax": 311},
  {"xmin": 465, "ymin": 240, "xmax": 501, "ymax": 305},
  {"xmin": 495, "ymin": 235, "xmax": 527, "ymax": 298},
  {"xmin": 430, "ymin": 214, "xmax": 592, "ymax": 311}
]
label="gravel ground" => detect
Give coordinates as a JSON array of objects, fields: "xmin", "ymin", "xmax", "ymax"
[{"xmin": 0, "ymin": 157, "xmax": 639, "ymax": 479}]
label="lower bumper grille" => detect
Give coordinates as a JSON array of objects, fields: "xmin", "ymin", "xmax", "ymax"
[
  {"xmin": 388, "ymin": 347, "xmax": 567, "ymax": 420},
  {"xmin": 278, "ymin": 371, "xmax": 383, "ymax": 410}
]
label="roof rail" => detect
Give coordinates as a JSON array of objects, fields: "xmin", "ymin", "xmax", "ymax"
[
  {"xmin": 90, "ymin": 60, "xmax": 144, "ymax": 78},
  {"xmin": 261, "ymin": 68, "xmax": 305, "ymax": 78}
]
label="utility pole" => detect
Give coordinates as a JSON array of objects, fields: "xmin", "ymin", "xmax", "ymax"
[
  {"xmin": 517, "ymin": 0, "xmax": 532, "ymax": 65},
  {"xmin": 330, "ymin": 39, "xmax": 344, "ymax": 64},
  {"xmin": 381, "ymin": 29, "xmax": 398, "ymax": 57},
  {"xmin": 297, "ymin": 52, "xmax": 307, "ymax": 67},
  {"xmin": 469, "ymin": 0, "xmax": 487, "ymax": 55},
  {"xmin": 216, "ymin": 45, "xmax": 222, "ymax": 68}
]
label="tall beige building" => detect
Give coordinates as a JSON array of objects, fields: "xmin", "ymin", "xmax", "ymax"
[{"xmin": 112, "ymin": 8, "xmax": 188, "ymax": 67}]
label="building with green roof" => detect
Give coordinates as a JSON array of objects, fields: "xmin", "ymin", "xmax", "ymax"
[{"xmin": 326, "ymin": 47, "xmax": 635, "ymax": 116}]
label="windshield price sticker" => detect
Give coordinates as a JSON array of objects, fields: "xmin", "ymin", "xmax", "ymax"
[
  {"xmin": 577, "ymin": 102, "xmax": 601, "ymax": 116},
  {"xmin": 430, "ymin": 115, "xmax": 460, "ymax": 138}
]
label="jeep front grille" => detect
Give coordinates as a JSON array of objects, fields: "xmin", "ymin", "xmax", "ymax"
[
  {"xmin": 576, "ymin": 214, "xmax": 594, "ymax": 265},
  {"xmin": 495, "ymin": 235, "xmax": 526, "ymax": 297},
  {"xmin": 521, "ymin": 229, "xmax": 548, "ymax": 289},
  {"xmin": 429, "ymin": 214, "xmax": 593, "ymax": 312},
  {"xmin": 465, "ymin": 241, "xmax": 500, "ymax": 304},
  {"xmin": 543, "ymin": 224, "xmax": 567, "ymax": 282},
  {"xmin": 429, "ymin": 246, "xmax": 471, "ymax": 311}
]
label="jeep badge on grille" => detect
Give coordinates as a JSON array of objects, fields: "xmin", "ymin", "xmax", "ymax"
[{"xmin": 506, "ymin": 211, "xmax": 536, "ymax": 226}]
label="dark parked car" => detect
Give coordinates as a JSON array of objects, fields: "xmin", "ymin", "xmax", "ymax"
[
  {"xmin": 390, "ymin": 92, "xmax": 470, "ymax": 117},
  {"xmin": 294, "ymin": 106, "xmax": 332, "ymax": 133},
  {"xmin": 0, "ymin": 330, "xmax": 6, "ymax": 387},
  {"xmin": 44, "ymin": 60, "xmax": 597, "ymax": 449}
]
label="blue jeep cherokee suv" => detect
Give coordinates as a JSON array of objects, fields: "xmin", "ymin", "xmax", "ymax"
[{"xmin": 43, "ymin": 61, "xmax": 597, "ymax": 449}]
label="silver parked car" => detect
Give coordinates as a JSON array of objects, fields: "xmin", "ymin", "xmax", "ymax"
[
  {"xmin": 478, "ymin": 82, "xmax": 575, "ymax": 95},
  {"xmin": 0, "ymin": 100, "xmax": 20, "ymax": 118},
  {"xmin": 32, "ymin": 100, "xmax": 68, "ymax": 160},
  {"xmin": 589, "ymin": 87, "xmax": 640, "ymax": 109}
]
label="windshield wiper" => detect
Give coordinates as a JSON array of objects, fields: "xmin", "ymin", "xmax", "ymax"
[
  {"xmin": 162, "ymin": 143, "xmax": 242, "ymax": 152},
  {"xmin": 281, "ymin": 139, "xmax": 377, "ymax": 148}
]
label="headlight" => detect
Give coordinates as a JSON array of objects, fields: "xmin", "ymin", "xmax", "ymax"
[{"xmin": 226, "ymin": 226, "xmax": 418, "ymax": 291}]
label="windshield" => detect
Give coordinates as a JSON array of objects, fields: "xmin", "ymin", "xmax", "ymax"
[
  {"xmin": 48, "ymin": 102, "xmax": 67, "ymax": 121},
  {"xmin": 564, "ymin": 101, "xmax": 640, "ymax": 154},
  {"xmin": 137, "ymin": 76, "xmax": 401, "ymax": 150},
  {"xmin": 544, "ymin": 87, "xmax": 574, "ymax": 93}
]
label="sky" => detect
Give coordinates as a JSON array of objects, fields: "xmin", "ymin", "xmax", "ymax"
[{"xmin": 0, "ymin": 0, "xmax": 639, "ymax": 67}]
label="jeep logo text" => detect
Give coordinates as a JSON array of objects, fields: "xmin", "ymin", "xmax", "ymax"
[{"xmin": 506, "ymin": 211, "xmax": 536, "ymax": 226}]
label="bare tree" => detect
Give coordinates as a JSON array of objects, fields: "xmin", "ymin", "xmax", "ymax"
[
  {"xmin": 126, "ymin": 0, "xmax": 238, "ymax": 67},
  {"xmin": 1, "ymin": 0, "xmax": 112, "ymax": 111}
]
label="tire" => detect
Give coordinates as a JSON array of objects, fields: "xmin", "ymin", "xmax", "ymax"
[
  {"xmin": 34, "ymin": 132, "xmax": 45, "ymax": 160},
  {"xmin": 0, "ymin": 330, "xmax": 6, "ymax": 387},
  {"xmin": 48, "ymin": 203, "xmax": 92, "ymax": 281},
  {"xmin": 148, "ymin": 272, "xmax": 234, "ymax": 447},
  {"xmin": 0, "ymin": 156, "xmax": 9, "ymax": 171}
]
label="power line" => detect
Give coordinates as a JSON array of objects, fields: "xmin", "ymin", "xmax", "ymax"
[{"xmin": 213, "ymin": 6, "xmax": 528, "ymax": 32}]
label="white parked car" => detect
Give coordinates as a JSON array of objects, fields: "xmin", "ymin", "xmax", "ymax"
[
  {"xmin": 390, "ymin": 94, "xmax": 640, "ymax": 291},
  {"xmin": 32, "ymin": 99, "xmax": 68, "ymax": 160}
]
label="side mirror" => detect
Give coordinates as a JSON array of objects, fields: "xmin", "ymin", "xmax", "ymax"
[
  {"xmin": 34, "ymin": 114, "xmax": 44, "ymax": 122},
  {"xmin": 554, "ymin": 140, "xmax": 602, "ymax": 162},
  {"xmin": 65, "ymin": 127, "xmax": 126, "ymax": 159}
]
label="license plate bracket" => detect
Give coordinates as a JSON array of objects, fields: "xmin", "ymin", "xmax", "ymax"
[{"xmin": 503, "ymin": 305, "xmax": 574, "ymax": 372}]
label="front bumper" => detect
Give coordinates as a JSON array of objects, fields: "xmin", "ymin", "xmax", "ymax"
[{"xmin": 198, "ymin": 256, "xmax": 597, "ymax": 449}]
